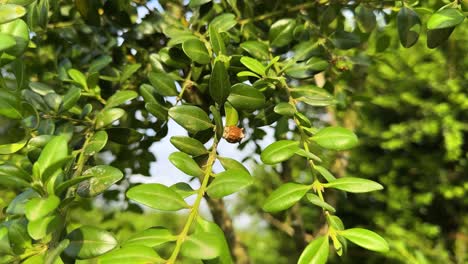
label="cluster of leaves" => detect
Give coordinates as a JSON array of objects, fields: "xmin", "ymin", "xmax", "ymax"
[{"xmin": 0, "ymin": 0, "xmax": 466, "ymax": 263}]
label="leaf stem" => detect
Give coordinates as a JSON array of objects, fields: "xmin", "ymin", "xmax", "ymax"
[{"xmin": 166, "ymin": 139, "xmax": 219, "ymax": 263}]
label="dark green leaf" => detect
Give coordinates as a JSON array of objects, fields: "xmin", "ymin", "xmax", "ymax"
[
  {"xmin": 77, "ymin": 165, "xmax": 124, "ymax": 197},
  {"xmin": 332, "ymin": 31, "xmax": 360, "ymax": 50},
  {"xmin": 427, "ymin": 27, "xmax": 455, "ymax": 49},
  {"xmin": 340, "ymin": 228, "xmax": 389, "ymax": 252},
  {"xmin": 44, "ymin": 239, "xmax": 70, "ymax": 264},
  {"xmin": 298, "ymin": 236, "xmax": 329, "ymax": 264},
  {"xmin": 209, "ymin": 25, "xmax": 226, "ymax": 55},
  {"xmin": 397, "ymin": 7, "xmax": 421, "ymax": 48},
  {"xmin": 269, "ymin": 19, "xmax": 296, "ymax": 47},
  {"xmin": 127, "ymin": 183, "xmax": 190, "ymax": 211},
  {"xmin": 274, "ymin": 102, "xmax": 296, "ymax": 116},
  {"xmin": 227, "ymin": 83, "xmax": 265, "ymax": 112},
  {"xmin": 356, "ymin": 6, "xmax": 376, "ymax": 33},
  {"xmin": 182, "ymin": 39, "xmax": 210, "ymax": 64},
  {"xmin": 54, "ymin": 175, "xmax": 93, "ymax": 195},
  {"xmin": 169, "ymin": 152, "xmax": 204, "ymax": 177},
  {"xmin": 105, "ymin": 90, "xmax": 138, "ymax": 108},
  {"xmin": 120, "ymin": 64, "xmax": 141, "ymax": 83},
  {"xmin": 170, "ymin": 136, "xmax": 208, "ymax": 156},
  {"xmin": 311, "ymin": 127, "xmax": 358, "ymax": 150},
  {"xmin": 65, "ymin": 226, "xmax": 118, "ymax": 259},
  {"xmin": 207, "ymin": 169, "xmax": 253, "ymax": 198},
  {"xmin": 67, "ymin": 69, "xmax": 88, "ymax": 90},
  {"xmin": 324, "ymin": 177, "xmax": 383, "ymax": 193},
  {"xmin": 169, "ymin": 105, "xmax": 213, "ymax": 133},
  {"xmin": 189, "ymin": 0, "xmax": 211, "ymax": 8},
  {"xmin": 61, "ymin": 87, "xmax": 81, "ymax": 112},
  {"xmin": 262, "ymin": 183, "xmax": 311, "ymax": 212},
  {"xmin": 260, "ymin": 140, "xmax": 300, "ymax": 165},
  {"xmin": 146, "ymin": 102, "xmax": 168, "ymax": 121},
  {"xmin": 240, "ymin": 41, "xmax": 270, "ymax": 60},
  {"xmin": 209, "ymin": 60, "xmax": 231, "ymax": 105},
  {"xmin": 148, "ymin": 72, "xmax": 178, "ymax": 96},
  {"xmin": 427, "ymin": 8, "xmax": 465, "ymax": 30},
  {"xmin": 106, "ymin": 128, "xmax": 143, "ymax": 145},
  {"xmin": 0, "ymin": 96, "xmax": 22, "ymax": 119}
]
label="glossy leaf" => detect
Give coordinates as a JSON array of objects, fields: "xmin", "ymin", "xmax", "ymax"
[
  {"xmin": 67, "ymin": 69, "xmax": 87, "ymax": 90},
  {"xmin": 36, "ymin": 136, "xmax": 68, "ymax": 178},
  {"xmin": 182, "ymin": 39, "xmax": 210, "ymax": 64},
  {"xmin": 274, "ymin": 102, "xmax": 296, "ymax": 116},
  {"xmin": 83, "ymin": 131, "xmax": 108, "ymax": 156},
  {"xmin": 0, "ymin": 137, "xmax": 28, "ymax": 155},
  {"xmin": 240, "ymin": 56, "xmax": 266, "ymax": 76},
  {"xmin": 289, "ymin": 86, "xmax": 334, "ymax": 106},
  {"xmin": 332, "ymin": 31, "xmax": 360, "ymax": 50},
  {"xmin": 260, "ymin": 140, "xmax": 300, "ymax": 165},
  {"xmin": 306, "ymin": 193, "xmax": 336, "ymax": 212},
  {"xmin": 209, "ymin": 13, "xmax": 237, "ymax": 32},
  {"xmin": 240, "ymin": 41, "xmax": 270, "ymax": 60},
  {"xmin": 0, "ymin": 96, "xmax": 22, "ymax": 119},
  {"xmin": 6, "ymin": 189, "xmax": 39, "ymax": 215},
  {"xmin": 224, "ymin": 102, "xmax": 238, "ymax": 126},
  {"xmin": 65, "ymin": 226, "xmax": 118, "ymax": 259},
  {"xmin": 298, "ymin": 236, "xmax": 329, "ymax": 264},
  {"xmin": 122, "ymin": 227, "xmax": 176, "ymax": 247},
  {"xmin": 145, "ymin": 102, "xmax": 168, "ymax": 121},
  {"xmin": 105, "ymin": 90, "xmax": 138, "ymax": 108},
  {"xmin": 314, "ymin": 165, "xmax": 336, "ymax": 182},
  {"xmin": 195, "ymin": 217, "xmax": 233, "ymax": 263},
  {"xmin": 77, "ymin": 165, "xmax": 124, "ymax": 197},
  {"xmin": 0, "ymin": 4, "xmax": 26, "ymax": 24},
  {"xmin": 127, "ymin": 183, "xmax": 190, "ymax": 211},
  {"xmin": 324, "ymin": 177, "xmax": 383, "ymax": 193},
  {"xmin": 340, "ymin": 228, "xmax": 389, "ymax": 252},
  {"xmin": 218, "ymin": 156, "xmax": 249, "ymax": 174},
  {"xmin": 269, "ymin": 19, "xmax": 296, "ymax": 47},
  {"xmin": 207, "ymin": 169, "xmax": 253, "ymax": 198},
  {"xmin": 120, "ymin": 64, "xmax": 141, "ymax": 83},
  {"xmin": 169, "ymin": 105, "xmax": 213, "ymax": 133},
  {"xmin": 169, "ymin": 152, "xmax": 204, "ymax": 177},
  {"xmin": 61, "ymin": 87, "xmax": 81, "ymax": 111},
  {"xmin": 95, "ymin": 108, "xmax": 125, "ymax": 129},
  {"xmin": 397, "ymin": 7, "xmax": 421, "ymax": 48},
  {"xmin": 427, "ymin": 27, "xmax": 455, "ymax": 49},
  {"xmin": 170, "ymin": 136, "xmax": 208, "ymax": 156},
  {"xmin": 27, "ymin": 214, "xmax": 63, "ymax": 240},
  {"xmin": 181, "ymin": 231, "xmax": 222, "ymax": 260},
  {"xmin": 0, "ymin": 19, "xmax": 29, "ymax": 57},
  {"xmin": 427, "ymin": 8, "xmax": 465, "ymax": 30},
  {"xmin": 0, "ymin": 33, "xmax": 15, "ymax": 52},
  {"xmin": 209, "ymin": 25, "xmax": 226, "ymax": 55},
  {"xmin": 209, "ymin": 60, "xmax": 231, "ymax": 105},
  {"xmin": 170, "ymin": 182, "xmax": 196, "ymax": 198},
  {"xmin": 262, "ymin": 183, "xmax": 311, "ymax": 212},
  {"xmin": 98, "ymin": 246, "xmax": 162, "ymax": 264},
  {"xmin": 227, "ymin": 83, "xmax": 265, "ymax": 112},
  {"xmin": 44, "ymin": 239, "xmax": 70, "ymax": 264},
  {"xmin": 356, "ymin": 6, "xmax": 376, "ymax": 33},
  {"xmin": 0, "ymin": 164, "xmax": 30, "ymax": 188},
  {"xmin": 311, "ymin": 127, "xmax": 358, "ymax": 150},
  {"xmin": 24, "ymin": 195, "xmax": 60, "ymax": 221},
  {"xmin": 148, "ymin": 72, "xmax": 178, "ymax": 96}
]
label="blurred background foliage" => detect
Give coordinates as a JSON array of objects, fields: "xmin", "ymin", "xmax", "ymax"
[{"xmin": 0, "ymin": 0, "xmax": 467, "ymax": 263}]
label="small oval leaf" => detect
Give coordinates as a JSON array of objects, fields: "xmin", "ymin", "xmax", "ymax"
[
  {"xmin": 260, "ymin": 140, "xmax": 300, "ymax": 165},
  {"xmin": 207, "ymin": 169, "xmax": 253, "ymax": 198},
  {"xmin": 262, "ymin": 182, "xmax": 311, "ymax": 212},
  {"xmin": 298, "ymin": 236, "xmax": 329, "ymax": 264},
  {"xmin": 65, "ymin": 226, "xmax": 118, "ymax": 259},
  {"xmin": 340, "ymin": 228, "xmax": 389, "ymax": 253},
  {"xmin": 311, "ymin": 127, "xmax": 358, "ymax": 151},
  {"xmin": 168, "ymin": 105, "xmax": 213, "ymax": 133},
  {"xmin": 324, "ymin": 177, "xmax": 383, "ymax": 193},
  {"xmin": 127, "ymin": 183, "xmax": 190, "ymax": 211},
  {"xmin": 170, "ymin": 136, "xmax": 208, "ymax": 156},
  {"xmin": 169, "ymin": 152, "xmax": 204, "ymax": 177}
]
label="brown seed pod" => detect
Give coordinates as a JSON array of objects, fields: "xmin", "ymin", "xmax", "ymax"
[{"xmin": 223, "ymin": 126, "xmax": 245, "ymax": 143}]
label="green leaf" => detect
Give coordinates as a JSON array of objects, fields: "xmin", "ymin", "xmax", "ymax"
[
  {"xmin": 427, "ymin": 27, "xmax": 455, "ymax": 49},
  {"xmin": 217, "ymin": 156, "xmax": 249, "ymax": 174},
  {"xmin": 260, "ymin": 140, "xmax": 300, "ymax": 165},
  {"xmin": 122, "ymin": 227, "xmax": 176, "ymax": 248},
  {"xmin": 36, "ymin": 136, "xmax": 68, "ymax": 178},
  {"xmin": 181, "ymin": 232, "xmax": 222, "ymax": 260},
  {"xmin": 0, "ymin": 137, "xmax": 28, "ymax": 155},
  {"xmin": 209, "ymin": 60, "xmax": 231, "ymax": 105},
  {"xmin": 148, "ymin": 72, "xmax": 178, "ymax": 96},
  {"xmin": 240, "ymin": 56, "xmax": 266, "ymax": 76},
  {"xmin": 95, "ymin": 108, "xmax": 125, "ymax": 129},
  {"xmin": 284, "ymin": 58, "xmax": 329, "ymax": 79},
  {"xmin": 55, "ymin": 175, "xmax": 93, "ymax": 195},
  {"xmin": 170, "ymin": 182, "xmax": 197, "ymax": 198},
  {"xmin": 44, "ymin": 239, "xmax": 70, "ymax": 264},
  {"xmin": 77, "ymin": 165, "xmax": 124, "ymax": 197},
  {"xmin": 262, "ymin": 183, "xmax": 311, "ymax": 212},
  {"xmin": 224, "ymin": 102, "xmax": 238, "ymax": 127},
  {"xmin": 27, "ymin": 213, "xmax": 63, "ymax": 240},
  {"xmin": 305, "ymin": 193, "xmax": 336, "ymax": 212},
  {"xmin": 84, "ymin": 131, "xmax": 108, "ymax": 155},
  {"xmin": 189, "ymin": 0, "xmax": 211, "ymax": 8},
  {"xmin": 105, "ymin": 90, "xmax": 138, "ymax": 109},
  {"xmin": 340, "ymin": 228, "xmax": 389, "ymax": 252},
  {"xmin": 106, "ymin": 128, "xmax": 143, "ymax": 145},
  {"xmin": 182, "ymin": 39, "xmax": 210, "ymax": 64},
  {"xmin": 427, "ymin": 8, "xmax": 465, "ymax": 30},
  {"xmin": 274, "ymin": 102, "xmax": 296, "ymax": 116},
  {"xmin": 67, "ymin": 69, "xmax": 88, "ymax": 90},
  {"xmin": 65, "ymin": 226, "xmax": 118, "ymax": 259},
  {"xmin": 295, "ymin": 148, "xmax": 322, "ymax": 162},
  {"xmin": 0, "ymin": 33, "xmax": 16, "ymax": 52},
  {"xmin": 145, "ymin": 102, "xmax": 168, "ymax": 121},
  {"xmin": 324, "ymin": 177, "xmax": 383, "ymax": 193},
  {"xmin": 269, "ymin": 19, "xmax": 296, "ymax": 47},
  {"xmin": 168, "ymin": 105, "xmax": 213, "ymax": 133},
  {"xmin": 97, "ymin": 246, "xmax": 162, "ymax": 264},
  {"xmin": 240, "ymin": 41, "xmax": 270, "ymax": 60},
  {"xmin": 311, "ymin": 127, "xmax": 358, "ymax": 150},
  {"xmin": 44, "ymin": 93, "xmax": 63, "ymax": 112},
  {"xmin": 207, "ymin": 169, "xmax": 253, "ymax": 198},
  {"xmin": 209, "ymin": 25, "xmax": 226, "ymax": 55},
  {"xmin": 298, "ymin": 236, "xmax": 329, "ymax": 264},
  {"xmin": 127, "ymin": 183, "xmax": 190, "ymax": 211},
  {"xmin": 397, "ymin": 7, "xmax": 421, "ymax": 48},
  {"xmin": 0, "ymin": 4, "xmax": 26, "ymax": 24},
  {"xmin": 195, "ymin": 217, "xmax": 234, "ymax": 264},
  {"xmin": 0, "ymin": 226, "xmax": 11, "ymax": 254},
  {"xmin": 0, "ymin": 19, "xmax": 29, "ymax": 57},
  {"xmin": 227, "ymin": 83, "xmax": 265, "ymax": 112},
  {"xmin": 0, "ymin": 164, "xmax": 30, "ymax": 188},
  {"xmin": 237, "ymin": 71, "xmax": 260, "ymax": 78},
  {"xmin": 314, "ymin": 165, "xmax": 336, "ymax": 182},
  {"xmin": 0, "ymin": 96, "xmax": 22, "ymax": 119},
  {"xmin": 289, "ymin": 86, "xmax": 334, "ymax": 106},
  {"xmin": 120, "ymin": 63, "xmax": 141, "ymax": 83},
  {"xmin": 170, "ymin": 136, "xmax": 208, "ymax": 156},
  {"xmin": 356, "ymin": 6, "xmax": 376, "ymax": 33},
  {"xmin": 6, "ymin": 189, "xmax": 39, "ymax": 215},
  {"xmin": 24, "ymin": 195, "xmax": 60, "ymax": 221},
  {"xmin": 210, "ymin": 105, "xmax": 224, "ymax": 140},
  {"xmin": 89, "ymin": 55, "xmax": 112, "ymax": 73},
  {"xmin": 169, "ymin": 152, "xmax": 204, "ymax": 177},
  {"xmin": 209, "ymin": 13, "xmax": 237, "ymax": 32},
  {"xmin": 332, "ymin": 31, "xmax": 360, "ymax": 50},
  {"xmin": 61, "ymin": 87, "xmax": 81, "ymax": 112}
]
